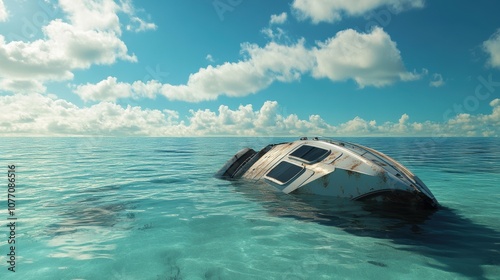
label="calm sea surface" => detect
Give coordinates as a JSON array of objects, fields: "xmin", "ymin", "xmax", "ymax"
[{"xmin": 0, "ymin": 137, "xmax": 499, "ymax": 280}]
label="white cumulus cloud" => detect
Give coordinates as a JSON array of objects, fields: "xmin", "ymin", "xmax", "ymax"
[
  {"xmin": 73, "ymin": 76, "xmax": 161, "ymax": 102},
  {"xmin": 126, "ymin": 17, "xmax": 157, "ymax": 32},
  {"xmin": 429, "ymin": 73, "xmax": 445, "ymax": 87},
  {"xmin": 0, "ymin": 0, "xmax": 156, "ymax": 94},
  {"xmin": 292, "ymin": 0, "xmax": 425, "ymax": 23},
  {"xmin": 206, "ymin": 54, "xmax": 215, "ymax": 62},
  {"xmin": 484, "ymin": 29, "xmax": 500, "ymax": 68},
  {"xmin": 270, "ymin": 12, "xmax": 288, "ymax": 25},
  {"xmin": 160, "ymin": 39, "xmax": 314, "ymax": 102},
  {"xmin": 59, "ymin": 0, "xmax": 122, "ymax": 33},
  {"xmin": 121, "ymin": 0, "xmax": 157, "ymax": 32},
  {"xmin": 76, "ymin": 28, "xmax": 418, "ymax": 102},
  {"xmin": 0, "ymin": 0, "xmax": 7, "ymax": 22},
  {"xmin": 312, "ymin": 27, "xmax": 420, "ymax": 87}
]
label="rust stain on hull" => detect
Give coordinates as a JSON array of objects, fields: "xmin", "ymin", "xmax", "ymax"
[{"xmin": 349, "ymin": 160, "xmax": 363, "ymax": 171}]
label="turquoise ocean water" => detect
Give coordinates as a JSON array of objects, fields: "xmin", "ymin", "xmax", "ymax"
[{"xmin": 0, "ymin": 137, "xmax": 499, "ymax": 280}]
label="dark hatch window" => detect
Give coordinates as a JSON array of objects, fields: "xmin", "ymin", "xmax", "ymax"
[
  {"xmin": 289, "ymin": 145, "xmax": 330, "ymax": 163},
  {"xmin": 266, "ymin": 161, "xmax": 304, "ymax": 184}
]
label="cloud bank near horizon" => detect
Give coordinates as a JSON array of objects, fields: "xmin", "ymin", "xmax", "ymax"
[{"xmin": 1, "ymin": 94, "xmax": 499, "ymax": 137}]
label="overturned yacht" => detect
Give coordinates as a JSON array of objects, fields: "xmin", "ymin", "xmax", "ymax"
[{"xmin": 216, "ymin": 138, "xmax": 438, "ymax": 209}]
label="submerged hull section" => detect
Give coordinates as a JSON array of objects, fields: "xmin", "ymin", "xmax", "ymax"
[{"xmin": 216, "ymin": 138, "xmax": 438, "ymax": 209}]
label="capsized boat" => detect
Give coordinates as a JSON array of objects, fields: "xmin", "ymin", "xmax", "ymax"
[{"xmin": 215, "ymin": 137, "xmax": 438, "ymax": 209}]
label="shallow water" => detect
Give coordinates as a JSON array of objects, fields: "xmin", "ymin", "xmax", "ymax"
[{"xmin": 0, "ymin": 137, "xmax": 499, "ymax": 279}]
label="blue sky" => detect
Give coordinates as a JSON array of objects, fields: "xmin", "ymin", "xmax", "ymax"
[{"xmin": 0, "ymin": 0, "xmax": 499, "ymax": 136}]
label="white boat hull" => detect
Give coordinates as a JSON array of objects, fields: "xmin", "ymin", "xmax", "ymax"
[{"xmin": 216, "ymin": 138, "xmax": 438, "ymax": 209}]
